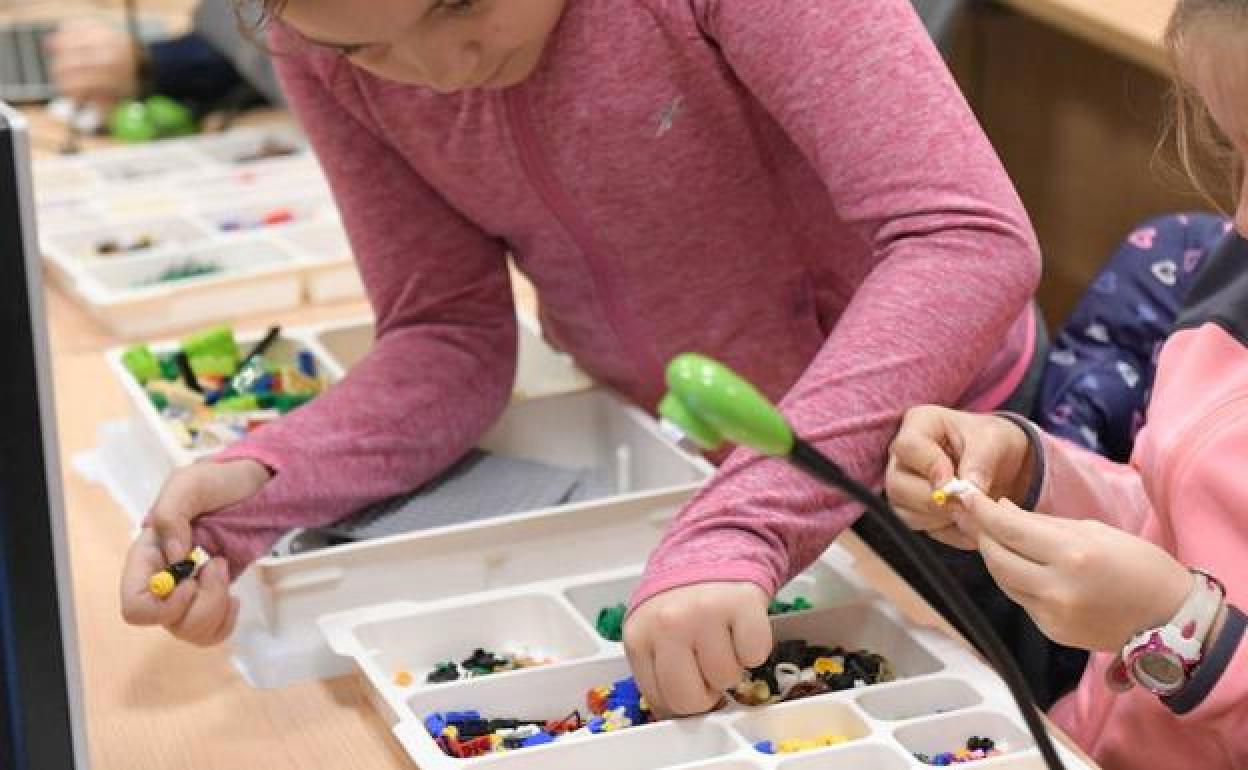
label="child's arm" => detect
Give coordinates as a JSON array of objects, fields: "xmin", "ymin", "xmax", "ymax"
[
  {"xmin": 634, "ymin": 0, "xmax": 1040, "ymax": 605},
  {"xmin": 194, "ymin": 31, "xmax": 516, "ymax": 577}
]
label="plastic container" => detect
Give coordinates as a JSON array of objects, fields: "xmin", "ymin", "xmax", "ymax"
[
  {"xmin": 67, "ymin": 237, "xmax": 304, "ymax": 338},
  {"xmin": 34, "ymin": 124, "xmax": 367, "ymax": 335},
  {"xmin": 318, "ymin": 545, "xmax": 1096, "ymax": 770}
]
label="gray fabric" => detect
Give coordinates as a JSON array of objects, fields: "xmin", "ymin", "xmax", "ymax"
[
  {"xmin": 998, "ymin": 302, "xmax": 1050, "ymax": 417},
  {"xmin": 192, "ymin": 1, "xmax": 283, "ymax": 105},
  {"xmin": 317, "ymin": 449, "xmax": 613, "ymax": 542},
  {"xmin": 910, "ymin": 0, "xmax": 970, "ymax": 52}
]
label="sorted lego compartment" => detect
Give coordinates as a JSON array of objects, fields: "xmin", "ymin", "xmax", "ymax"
[
  {"xmin": 331, "ymin": 592, "xmax": 605, "ymax": 695},
  {"xmin": 894, "ymin": 711, "xmax": 1032, "ymax": 765},
  {"xmin": 195, "ymin": 194, "xmax": 338, "ymax": 235},
  {"xmin": 41, "ymin": 214, "xmax": 214, "ymax": 263},
  {"xmin": 855, "ymin": 678, "xmax": 983, "ymax": 722},
  {"xmin": 732, "ymin": 698, "xmax": 870, "ymax": 756},
  {"xmin": 67, "ymin": 237, "xmax": 304, "ymax": 337}
]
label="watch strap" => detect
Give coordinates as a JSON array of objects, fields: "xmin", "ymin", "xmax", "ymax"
[{"xmin": 1163, "ymin": 603, "xmax": 1246, "ymax": 715}]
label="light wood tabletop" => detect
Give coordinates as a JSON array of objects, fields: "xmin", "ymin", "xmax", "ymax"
[{"xmin": 11, "ymin": 3, "xmax": 1113, "ymax": 768}]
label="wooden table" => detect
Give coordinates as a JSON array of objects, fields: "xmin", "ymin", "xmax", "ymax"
[{"xmin": 14, "ymin": 6, "xmax": 1101, "ymax": 768}]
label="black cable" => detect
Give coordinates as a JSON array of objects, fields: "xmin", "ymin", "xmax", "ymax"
[{"xmin": 789, "ymin": 438, "xmax": 1067, "ymax": 770}]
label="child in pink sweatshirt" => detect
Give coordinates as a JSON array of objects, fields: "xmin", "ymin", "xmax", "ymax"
[
  {"xmin": 885, "ymin": 3, "xmax": 1248, "ymax": 766},
  {"xmin": 119, "ymin": 0, "xmax": 1048, "ymax": 687}
]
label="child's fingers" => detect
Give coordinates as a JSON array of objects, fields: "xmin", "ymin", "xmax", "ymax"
[
  {"xmin": 889, "ymin": 415, "xmax": 956, "ymax": 486},
  {"xmin": 654, "ymin": 636, "xmax": 719, "ymax": 715},
  {"xmin": 623, "ymin": 629, "xmax": 664, "ymax": 716},
  {"xmin": 205, "ymin": 596, "xmax": 241, "ymax": 647},
  {"xmin": 975, "ymin": 525, "xmax": 1048, "ymax": 602},
  {"xmin": 966, "ymin": 496, "xmax": 1066, "ymax": 566},
  {"xmin": 728, "ymin": 599, "xmax": 772, "ymax": 669},
  {"xmin": 694, "ymin": 624, "xmax": 744, "ymax": 692},
  {"xmin": 167, "ymin": 560, "xmax": 231, "ymax": 646}
]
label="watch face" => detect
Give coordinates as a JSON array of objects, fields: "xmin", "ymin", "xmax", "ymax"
[{"xmin": 1132, "ymin": 652, "xmax": 1186, "ymax": 695}]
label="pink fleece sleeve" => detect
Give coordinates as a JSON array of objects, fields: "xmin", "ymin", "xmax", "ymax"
[
  {"xmin": 1033, "ymin": 431, "xmax": 1154, "ymax": 536},
  {"xmin": 632, "ymin": 0, "xmax": 1041, "ymax": 607},
  {"xmin": 195, "ymin": 33, "xmax": 516, "ymax": 577}
]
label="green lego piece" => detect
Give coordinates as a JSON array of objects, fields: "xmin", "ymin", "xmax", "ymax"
[
  {"xmin": 121, "ymin": 344, "xmax": 161, "ymax": 384},
  {"xmin": 158, "ymin": 354, "xmax": 179, "ymax": 381},
  {"xmin": 147, "ymin": 391, "xmax": 168, "ymax": 411},
  {"xmin": 181, "ymin": 326, "xmax": 239, "ymax": 377},
  {"xmin": 596, "ymin": 603, "xmax": 627, "ymax": 642},
  {"xmin": 767, "ymin": 596, "xmax": 813, "ymax": 616},
  {"xmin": 214, "ymin": 394, "xmax": 259, "ymax": 413}
]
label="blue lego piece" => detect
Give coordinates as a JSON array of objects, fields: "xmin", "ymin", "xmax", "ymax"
[
  {"xmin": 587, "ymin": 717, "xmax": 606, "ymax": 734},
  {"xmin": 251, "ymin": 372, "xmax": 274, "ymax": 393},
  {"xmin": 445, "ymin": 710, "xmax": 481, "ymax": 723},
  {"xmin": 605, "ymin": 677, "xmax": 647, "ymax": 724},
  {"xmin": 297, "ymin": 350, "xmax": 318, "ymax": 378},
  {"xmin": 521, "ymin": 731, "xmax": 555, "ymax": 748},
  {"xmin": 424, "ymin": 713, "xmax": 447, "ymax": 736},
  {"xmin": 754, "ymin": 740, "xmax": 775, "ymax": 754}
]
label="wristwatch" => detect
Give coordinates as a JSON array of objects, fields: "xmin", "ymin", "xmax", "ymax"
[{"xmin": 1107, "ymin": 569, "xmax": 1225, "ymax": 697}]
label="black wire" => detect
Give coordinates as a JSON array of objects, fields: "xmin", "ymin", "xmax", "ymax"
[{"xmin": 789, "ymin": 438, "xmax": 1067, "ymax": 770}]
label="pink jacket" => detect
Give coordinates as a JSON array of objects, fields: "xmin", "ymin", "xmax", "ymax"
[
  {"xmin": 1023, "ymin": 235, "xmax": 1248, "ymax": 769},
  {"xmin": 201, "ymin": 0, "xmax": 1041, "ymax": 604}
]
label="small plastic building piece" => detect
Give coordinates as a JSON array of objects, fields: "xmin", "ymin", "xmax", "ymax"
[
  {"xmin": 234, "ymin": 137, "xmax": 299, "ymax": 164},
  {"xmin": 931, "ymin": 478, "xmax": 980, "ymax": 506},
  {"xmin": 767, "ymin": 596, "xmax": 813, "ymax": 615},
  {"xmin": 596, "ymin": 603, "xmax": 627, "ymax": 641},
  {"xmin": 140, "ymin": 259, "xmax": 222, "ymax": 286},
  {"xmin": 148, "ymin": 546, "xmax": 210, "ymax": 598},
  {"xmin": 755, "ymin": 733, "xmax": 848, "ymax": 754},
  {"xmin": 121, "ymin": 344, "xmax": 161, "ymax": 385},
  {"xmin": 393, "ymin": 670, "xmax": 414, "ymax": 687},
  {"xmin": 426, "ymin": 662, "xmax": 460, "ymax": 684},
  {"xmin": 915, "ymin": 736, "xmax": 1000, "ymax": 765}
]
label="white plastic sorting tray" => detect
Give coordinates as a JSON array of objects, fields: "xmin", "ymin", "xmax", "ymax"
[
  {"xmin": 319, "ymin": 547, "xmax": 1095, "ymax": 770},
  {"xmin": 104, "ymin": 313, "xmax": 710, "ymax": 688},
  {"xmin": 34, "ymin": 125, "xmax": 363, "ymax": 335}
]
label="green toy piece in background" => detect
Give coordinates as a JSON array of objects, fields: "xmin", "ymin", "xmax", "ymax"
[{"xmin": 109, "ymin": 95, "xmax": 197, "ymax": 143}]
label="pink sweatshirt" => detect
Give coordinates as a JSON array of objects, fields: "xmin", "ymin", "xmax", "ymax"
[
  {"xmin": 202, "ymin": 0, "xmax": 1041, "ymax": 603},
  {"xmin": 1019, "ymin": 236, "xmax": 1248, "ymax": 769}
]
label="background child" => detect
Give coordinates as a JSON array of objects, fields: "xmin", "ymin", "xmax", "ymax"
[
  {"xmin": 118, "ymin": 0, "xmax": 1050, "ymax": 706},
  {"xmin": 886, "ymin": 2, "xmax": 1248, "ymax": 765}
]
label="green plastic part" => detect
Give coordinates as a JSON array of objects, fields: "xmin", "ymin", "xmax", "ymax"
[
  {"xmin": 121, "ymin": 344, "xmax": 161, "ymax": 384},
  {"xmin": 108, "ymin": 101, "xmax": 159, "ymax": 142},
  {"xmin": 768, "ymin": 596, "xmax": 813, "ymax": 615},
  {"xmin": 109, "ymin": 96, "xmax": 197, "ymax": 143},
  {"xmin": 147, "ymin": 391, "xmax": 168, "ymax": 411},
  {"xmin": 596, "ymin": 603, "xmax": 627, "ymax": 642},
  {"xmin": 214, "ymin": 394, "xmax": 259, "ymax": 413},
  {"xmin": 660, "ymin": 353, "xmax": 794, "ymax": 457},
  {"xmin": 181, "ymin": 326, "xmax": 239, "ymax": 373},
  {"xmin": 158, "ymin": 354, "xmax": 179, "ymax": 381},
  {"xmin": 144, "ymin": 95, "xmax": 197, "ymax": 138}
]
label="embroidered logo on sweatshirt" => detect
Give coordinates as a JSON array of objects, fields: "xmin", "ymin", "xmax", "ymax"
[{"xmin": 656, "ymin": 97, "xmax": 684, "ymax": 138}]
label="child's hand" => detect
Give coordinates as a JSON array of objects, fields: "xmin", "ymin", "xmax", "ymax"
[
  {"xmin": 119, "ymin": 459, "xmax": 270, "ymax": 646},
  {"xmin": 624, "ymin": 582, "xmax": 772, "ymax": 716},
  {"xmin": 965, "ymin": 494, "xmax": 1193, "ymax": 652},
  {"xmin": 45, "ymin": 20, "xmax": 139, "ymax": 113},
  {"xmin": 886, "ymin": 406, "xmax": 1033, "ymax": 549}
]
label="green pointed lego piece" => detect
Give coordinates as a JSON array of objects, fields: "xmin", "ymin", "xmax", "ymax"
[
  {"xmin": 121, "ymin": 344, "xmax": 161, "ymax": 384},
  {"xmin": 181, "ymin": 326, "xmax": 239, "ymax": 376},
  {"xmin": 660, "ymin": 353, "xmax": 794, "ymax": 457}
]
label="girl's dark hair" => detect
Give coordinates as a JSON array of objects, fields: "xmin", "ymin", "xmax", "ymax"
[{"xmin": 1164, "ymin": 0, "xmax": 1248, "ymax": 207}]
